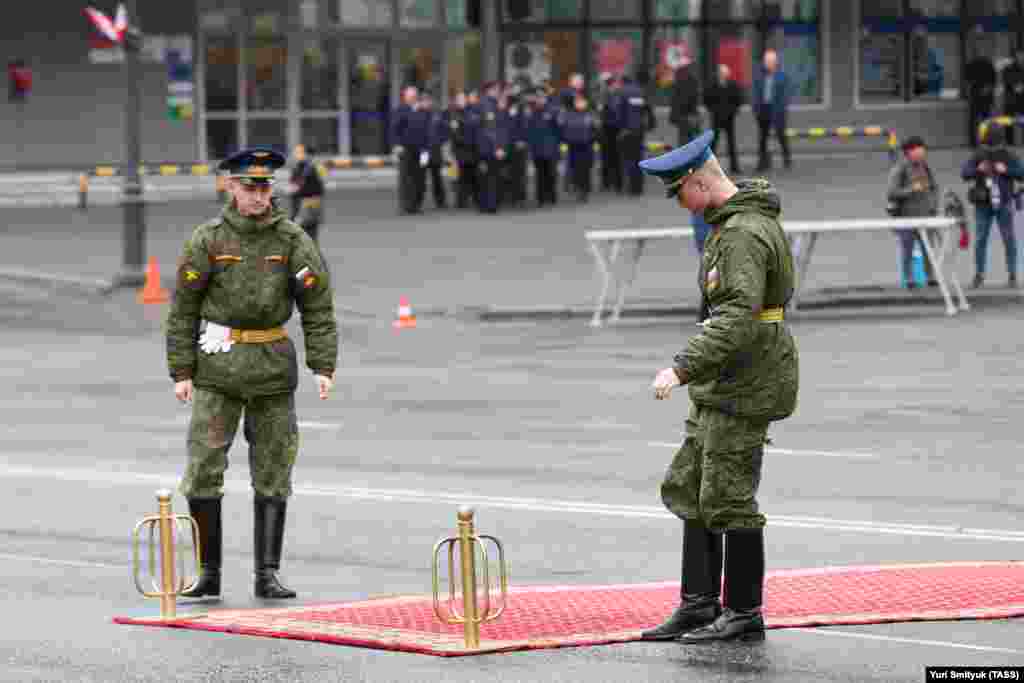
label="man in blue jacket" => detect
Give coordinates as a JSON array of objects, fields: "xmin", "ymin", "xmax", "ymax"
[
  {"xmin": 475, "ymin": 81, "xmax": 509, "ymax": 214},
  {"xmin": 527, "ymin": 88, "xmax": 562, "ymax": 207},
  {"xmin": 752, "ymin": 49, "xmax": 792, "ymax": 172},
  {"xmin": 618, "ymin": 74, "xmax": 654, "ymax": 196},
  {"xmin": 559, "ymin": 92, "xmax": 598, "ymax": 202},
  {"xmin": 390, "ymin": 85, "xmax": 430, "ymax": 214}
]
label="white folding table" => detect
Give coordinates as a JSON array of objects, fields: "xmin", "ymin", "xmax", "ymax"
[{"xmin": 584, "ymin": 216, "xmax": 967, "ymax": 326}]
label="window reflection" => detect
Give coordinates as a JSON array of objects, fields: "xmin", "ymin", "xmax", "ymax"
[
  {"xmin": 400, "ymin": 0, "xmax": 439, "ymax": 27},
  {"xmin": 302, "ymin": 38, "xmax": 340, "ymax": 110},
  {"xmin": 205, "ymin": 35, "xmax": 239, "ymax": 111},
  {"xmin": 341, "ymin": 0, "xmax": 394, "ymax": 26},
  {"xmin": 503, "ymin": 30, "xmax": 581, "ymax": 93}
]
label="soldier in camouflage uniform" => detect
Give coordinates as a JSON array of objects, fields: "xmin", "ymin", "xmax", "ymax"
[
  {"xmin": 166, "ymin": 148, "xmax": 338, "ymax": 600},
  {"xmin": 638, "ymin": 131, "xmax": 799, "ymax": 643}
]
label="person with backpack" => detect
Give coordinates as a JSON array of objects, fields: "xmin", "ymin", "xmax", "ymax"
[
  {"xmin": 961, "ymin": 124, "xmax": 1024, "ymax": 288},
  {"xmin": 886, "ymin": 136, "xmax": 940, "ymax": 288}
]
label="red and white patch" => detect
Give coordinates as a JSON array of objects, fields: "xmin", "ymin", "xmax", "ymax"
[{"xmin": 706, "ymin": 266, "xmax": 720, "ymax": 292}]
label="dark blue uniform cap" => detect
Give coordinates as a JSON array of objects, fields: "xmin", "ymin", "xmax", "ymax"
[
  {"xmin": 218, "ymin": 147, "xmax": 286, "ymax": 185},
  {"xmin": 639, "ymin": 130, "xmax": 716, "ymax": 198}
]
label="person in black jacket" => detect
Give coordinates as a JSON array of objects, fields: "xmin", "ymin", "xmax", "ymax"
[
  {"xmin": 704, "ymin": 63, "xmax": 745, "ymax": 174},
  {"xmin": 420, "ymin": 92, "xmax": 449, "ymax": 209},
  {"xmin": 448, "ymin": 91, "xmax": 478, "ymax": 209},
  {"xmin": 669, "ymin": 56, "xmax": 702, "ymax": 146},
  {"xmin": 961, "ymin": 125, "xmax": 1024, "ymax": 288},
  {"xmin": 288, "ymin": 143, "xmax": 326, "ymax": 243},
  {"xmin": 1002, "ymin": 49, "xmax": 1024, "ymax": 146},
  {"xmin": 965, "ymin": 49, "xmax": 997, "ymax": 148}
]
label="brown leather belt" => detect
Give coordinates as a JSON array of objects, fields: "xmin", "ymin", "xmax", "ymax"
[{"xmin": 228, "ymin": 326, "xmax": 287, "ymax": 344}]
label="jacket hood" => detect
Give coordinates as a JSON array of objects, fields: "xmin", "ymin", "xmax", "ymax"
[
  {"xmin": 704, "ymin": 178, "xmax": 781, "ymax": 226},
  {"xmin": 222, "ymin": 202, "xmax": 286, "ymax": 234}
]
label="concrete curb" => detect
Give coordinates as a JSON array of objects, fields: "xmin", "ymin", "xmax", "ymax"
[
  {"xmin": 0, "ymin": 268, "xmax": 113, "ymax": 297},
  {"xmin": 472, "ymin": 287, "xmax": 1024, "ymax": 322},
  {"xmin": 2, "ymin": 267, "xmax": 1020, "ymax": 320}
]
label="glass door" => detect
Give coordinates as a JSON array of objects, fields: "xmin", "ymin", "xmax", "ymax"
[
  {"xmin": 347, "ymin": 40, "xmax": 391, "ymax": 156},
  {"xmin": 398, "ymin": 40, "xmax": 443, "ymax": 97}
]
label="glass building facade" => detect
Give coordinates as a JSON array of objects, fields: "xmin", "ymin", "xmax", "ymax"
[
  {"xmin": 194, "ymin": 1, "xmax": 1024, "ymax": 162},
  {"xmin": 198, "ymin": 0, "xmax": 482, "ymax": 158},
  {"xmin": 858, "ymin": 0, "xmax": 1022, "ymax": 105},
  {"xmin": 500, "ymin": 1, "xmax": 824, "ymax": 107}
]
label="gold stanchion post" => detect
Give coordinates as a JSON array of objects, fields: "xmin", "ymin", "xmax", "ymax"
[
  {"xmin": 457, "ymin": 507, "xmax": 481, "ymax": 648},
  {"xmin": 132, "ymin": 489, "xmax": 200, "ymax": 619},
  {"xmin": 432, "ymin": 505, "xmax": 509, "ymax": 650}
]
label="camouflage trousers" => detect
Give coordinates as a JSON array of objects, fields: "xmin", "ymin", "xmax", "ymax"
[
  {"xmin": 179, "ymin": 387, "xmax": 299, "ymax": 500},
  {"xmin": 660, "ymin": 405, "xmax": 769, "ymax": 531}
]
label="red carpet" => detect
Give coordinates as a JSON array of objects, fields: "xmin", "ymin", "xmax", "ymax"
[{"xmin": 114, "ymin": 561, "xmax": 1024, "ymax": 656}]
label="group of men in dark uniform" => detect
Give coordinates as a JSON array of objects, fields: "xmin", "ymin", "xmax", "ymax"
[{"xmin": 389, "ymin": 74, "xmax": 655, "ymax": 216}]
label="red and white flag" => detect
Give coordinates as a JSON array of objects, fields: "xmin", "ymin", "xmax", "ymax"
[{"xmin": 84, "ymin": 4, "xmax": 127, "ymax": 43}]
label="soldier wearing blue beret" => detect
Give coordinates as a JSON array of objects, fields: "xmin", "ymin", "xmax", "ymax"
[
  {"xmin": 640, "ymin": 131, "xmax": 799, "ymax": 644},
  {"xmin": 167, "ymin": 147, "xmax": 338, "ymax": 601}
]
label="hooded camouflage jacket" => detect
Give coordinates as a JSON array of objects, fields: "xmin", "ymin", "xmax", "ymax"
[
  {"xmin": 166, "ymin": 203, "xmax": 338, "ymax": 398},
  {"xmin": 675, "ymin": 179, "xmax": 799, "ymax": 421}
]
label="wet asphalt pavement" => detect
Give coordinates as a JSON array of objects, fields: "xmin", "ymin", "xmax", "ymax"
[{"xmin": 2, "ymin": 153, "xmax": 1023, "ymax": 682}]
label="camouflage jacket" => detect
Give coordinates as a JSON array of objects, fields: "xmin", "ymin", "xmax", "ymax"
[
  {"xmin": 166, "ymin": 203, "xmax": 338, "ymax": 397},
  {"xmin": 675, "ymin": 180, "xmax": 799, "ymax": 421}
]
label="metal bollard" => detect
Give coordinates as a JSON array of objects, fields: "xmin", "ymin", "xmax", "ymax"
[
  {"xmin": 432, "ymin": 506, "xmax": 508, "ymax": 649},
  {"xmin": 77, "ymin": 173, "xmax": 89, "ymax": 210},
  {"xmin": 131, "ymin": 489, "xmax": 200, "ymax": 619}
]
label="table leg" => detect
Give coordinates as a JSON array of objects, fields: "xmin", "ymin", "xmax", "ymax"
[
  {"xmin": 588, "ymin": 240, "xmax": 621, "ymax": 327},
  {"xmin": 610, "ymin": 239, "xmax": 645, "ymax": 324},
  {"xmin": 944, "ymin": 226, "xmax": 970, "ymax": 311},
  {"xmin": 790, "ymin": 232, "xmax": 817, "ymax": 313},
  {"xmin": 918, "ymin": 227, "xmax": 957, "ymax": 316}
]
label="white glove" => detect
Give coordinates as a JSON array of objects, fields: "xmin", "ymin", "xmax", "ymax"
[{"xmin": 199, "ymin": 322, "xmax": 232, "ymax": 354}]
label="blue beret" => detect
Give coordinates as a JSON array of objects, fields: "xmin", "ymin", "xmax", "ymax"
[
  {"xmin": 219, "ymin": 148, "xmax": 286, "ymax": 184},
  {"xmin": 639, "ymin": 130, "xmax": 716, "ymax": 197}
]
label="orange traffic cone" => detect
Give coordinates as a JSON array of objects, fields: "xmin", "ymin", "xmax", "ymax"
[
  {"xmin": 392, "ymin": 296, "xmax": 417, "ymax": 329},
  {"xmin": 137, "ymin": 256, "xmax": 170, "ymax": 304}
]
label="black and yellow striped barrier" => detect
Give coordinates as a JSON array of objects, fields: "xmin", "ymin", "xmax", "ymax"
[
  {"xmin": 87, "ymin": 156, "xmax": 395, "ymax": 178},
  {"xmin": 77, "ymin": 157, "xmax": 395, "ymax": 209},
  {"xmin": 644, "ymin": 125, "xmax": 900, "ymax": 158},
  {"xmin": 978, "ymin": 115, "xmax": 1024, "ymax": 142}
]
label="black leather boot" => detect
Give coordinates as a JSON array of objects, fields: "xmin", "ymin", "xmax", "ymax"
[
  {"xmin": 253, "ymin": 496, "xmax": 297, "ymax": 599},
  {"xmin": 680, "ymin": 528, "xmax": 765, "ymax": 643},
  {"xmin": 180, "ymin": 497, "xmax": 222, "ymax": 599},
  {"xmin": 641, "ymin": 520, "xmax": 723, "ymax": 640}
]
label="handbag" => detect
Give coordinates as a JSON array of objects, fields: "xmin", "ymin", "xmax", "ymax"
[{"xmin": 967, "ymin": 180, "xmax": 991, "ymax": 206}]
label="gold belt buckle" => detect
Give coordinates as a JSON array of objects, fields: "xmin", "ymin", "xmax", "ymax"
[
  {"xmin": 301, "ymin": 197, "xmax": 322, "ymax": 209},
  {"xmin": 229, "ymin": 327, "xmax": 285, "ymax": 344}
]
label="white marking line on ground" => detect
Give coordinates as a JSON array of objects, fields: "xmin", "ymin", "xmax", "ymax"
[
  {"xmin": 149, "ymin": 416, "xmax": 341, "ymax": 430},
  {"xmin": 795, "ymin": 628, "xmax": 1024, "ymax": 655},
  {"xmin": 0, "ymin": 552, "xmax": 125, "ymax": 571},
  {"xmin": 648, "ymin": 442, "xmax": 879, "ymax": 459},
  {"xmin": 5, "ymin": 463, "xmax": 1024, "ymax": 543}
]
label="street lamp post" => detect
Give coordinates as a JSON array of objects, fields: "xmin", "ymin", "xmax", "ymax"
[{"xmin": 112, "ymin": 3, "xmax": 147, "ymax": 290}]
